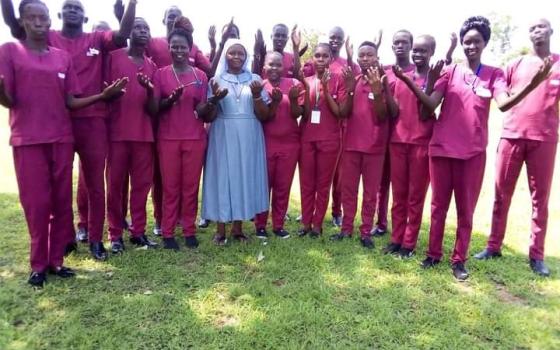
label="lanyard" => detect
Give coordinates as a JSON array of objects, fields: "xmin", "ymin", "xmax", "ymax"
[
  {"xmin": 465, "ymin": 63, "xmax": 483, "ymax": 89},
  {"xmin": 314, "ymin": 77, "xmax": 320, "ymax": 108}
]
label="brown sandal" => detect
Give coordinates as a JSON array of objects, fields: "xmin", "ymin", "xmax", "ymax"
[
  {"xmin": 212, "ymin": 234, "xmax": 227, "ymax": 246},
  {"xmin": 232, "ymin": 233, "xmax": 249, "ymax": 243}
]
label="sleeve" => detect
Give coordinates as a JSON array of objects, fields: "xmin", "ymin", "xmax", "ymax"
[
  {"xmin": 65, "ymin": 54, "xmax": 83, "ymax": 96},
  {"xmin": 0, "ymin": 43, "xmax": 15, "ymax": 101},
  {"xmin": 491, "ymin": 68, "xmax": 508, "ymax": 99},
  {"xmin": 332, "ymin": 72, "xmax": 346, "ymax": 103},
  {"xmin": 433, "ymin": 65, "xmax": 453, "ymax": 95},
  {"xmin": 100, "ymin": 30, "xmax": 124, "ymax": 52}
]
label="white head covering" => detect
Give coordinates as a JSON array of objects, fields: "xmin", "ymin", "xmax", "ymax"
[{"xmin": 215, "ymin": 39, "xmax": 253, "ymax": 78}]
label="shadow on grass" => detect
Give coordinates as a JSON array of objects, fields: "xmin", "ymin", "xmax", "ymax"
[{"xmin": 1, "ymin": 193, "xmax": 559, "ymax": 349}]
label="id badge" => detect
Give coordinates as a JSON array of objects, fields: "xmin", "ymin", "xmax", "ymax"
[
  {"xmin": 368, "ymin": 92, "xmax": 375, "ymax": 100},
  {"xmin": 475, "ymin": 87, "xmax": 492, "ymax": 98},
  {"xmin": 311, "ymin": 109, "xmax": 321, "ymax": 124}
]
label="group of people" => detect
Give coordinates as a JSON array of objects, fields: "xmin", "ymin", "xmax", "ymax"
[{"xmin": 0, "ymin": 0, "xmax": 557, "ymax": 288}]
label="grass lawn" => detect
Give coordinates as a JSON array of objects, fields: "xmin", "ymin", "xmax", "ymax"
[{"xmin": 0, "ymin": 107, "xmax": 559, "ymax": 349}]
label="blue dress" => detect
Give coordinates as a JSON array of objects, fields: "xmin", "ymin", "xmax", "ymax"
[{"xmin": 201, "ymin": 71, "xmax": 270, "ymax": 222}]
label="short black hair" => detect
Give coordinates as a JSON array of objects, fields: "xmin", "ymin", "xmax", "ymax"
[
  {"xmin": 416, "ymin": 34, "xmax": 436, "ymax": 52},
  {"xmin": 167, "ymin": 28, "xmax": 193, "ymax": 49},
  {"xmin": 19, "ymin": 0, "xmax": 46, "ymax": 17},
  {"xmin": 460, "ymin": 16, "xmax": 491, "ymax": 44},
  {"xmin": 393, "ymin": 29, "xmax": 413, "ymax": 45},
  {"xmin": 314, "ymin": 42, "xmax": 332, "ymax": 56},
  {"xmin": 272, "ymin": 23, "xmax": 288, "ymax": 32},
  {"xmin": 359, "ymin": 41, "xmax": 378, "ymax": 50}
]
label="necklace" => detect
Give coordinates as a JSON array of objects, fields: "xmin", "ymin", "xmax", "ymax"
[
  {"xmin": 171, "ymin": 65, "xmax": 201, "ymax": 88},
  {"xmin": 230, "ymin": 76, "xmax": 246, "ymax": 103}
]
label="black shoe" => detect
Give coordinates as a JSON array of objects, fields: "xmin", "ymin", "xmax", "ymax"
[
  {"xmin": 256, "ymin": 228, "xmax": 268, "ymax": 240},
  {"xmin": 130, "ymin": 235, "xmax": 158, "ymax": 249},
  {"xmin": 332, "ymin": 215, "xmax": 342, "ymax": 227},
  {"xmin": 309, "ymin": 231, "xmax": 321, "ymax": 239},
  {"xmin": 473, "ymin": 248, "xmax": 502, "ymax": 260},
  {"xmin": 452, "ymin": 263, "xmax": 469, "ymax": 281},
  {"xmin": 198, "ymin": 218, "xmax": 210, "ymax": 228},
  {"xmin": 371, "ymin": 227, "xmax": 387, "ymax": 237},
  {"xmin": 297, "ymin": 228, "xmax": 309, "ymax": 237},
  {"xmin": 530, "ymin": 259, "xmax": 550, "ymax": 277},
  {"xmin": 330, "ymin": 232, "xmax": 350, "ymax": 241},
  {"xmin": 421, "ymin": 257, "xmax": 440, "ymax": 269},
  {"xmin": 360, "ymin": 237, "xmax": 374, "ymax": 249},
  {"xmin": 48, "ymin": 266, "xmax": 75, "ymax": 278},
  {"xmin": 89, "ymin": 242, "xmax": 108, "ymax": 261},
  {"xmin": 163, "ymin": 237, "xmax": 180, "ymax": 251},
  {"xmin": 152, "ymin": 223, "xmax": 162, "ymax": 236},
  {"xmin": 382, "ymin": 243, "xmax": 401, "ymax": 255},
  {"xmin": 273, "ymin": 229, "xmax": 290, "ymax": 239},
  {"xmin": 184, "ymin": 236, "xmax": 199, "ymax": 249},
  {"xmin": 75, "ymin": 227, "xmax": 88, "ymax": 243},
  {"xmin": 28, "ymin": 271, "xmax": 46, "ymax": 288},
  {"xmin": 64, "ymin": 241, "xmax": 78, "ymax": 256},
  {"xmin": 111, "ymin": 238, "xmax": 125, "ymax": 254},
  {"xmin": 399, "ymin": 247, "xmax": 415, "ymax": 259}
]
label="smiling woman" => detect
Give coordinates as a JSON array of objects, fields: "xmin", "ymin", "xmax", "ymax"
[{"xmin": 199, "ymin": 39, "xmax": 272, "ymax": 245}]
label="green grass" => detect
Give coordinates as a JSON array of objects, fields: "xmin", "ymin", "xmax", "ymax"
[{"xmin": 1, "ymin": 106, "xmax": 560, "ymax": 349}]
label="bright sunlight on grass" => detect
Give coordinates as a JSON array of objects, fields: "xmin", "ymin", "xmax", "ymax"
[{"xmin": 0, "ymin": 106, "xmax": 559, "ymax": 349}]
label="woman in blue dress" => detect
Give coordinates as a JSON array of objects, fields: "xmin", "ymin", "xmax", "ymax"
[{"xmin": 200, "ymin": 39, "xmax": 273, "ymax": 245}]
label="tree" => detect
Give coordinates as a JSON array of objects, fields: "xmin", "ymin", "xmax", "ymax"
[{"xmin": 487, "ymin": 12, "xmax": 519, "ymax": 65}]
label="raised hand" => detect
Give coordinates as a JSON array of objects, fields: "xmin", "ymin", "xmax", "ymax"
[
  {"xmin": 342, "ymin": 66, "xmax": 356, "ymax": 92},
  {"xmin": 221, "ymin": 17, "xmax": 236, "ymax": 44},
  {"xmin": 136, "ymin": 73, "xmax": 154, "ymax": 91},
  {"xmin": 167, "ymin": 85, "xmax": 184, "ymax": 105},
  {"xmin": 428, "ymin": 60, "xmax": 445, "ymax": 83},
  {"xmin": 374, "ymin": 29, "xmax": 383, "ymax": 49},
  {"xmin": 113, "ymin": 0, "xmax": 124, "ymax": 22},
  {"xmin": 365, "ymin": 66, "xmax": 383, "ymax": 94},
  {"xmin": 102, "ymin": 77, "xmax": 129, "ymax": 100},
  {"xmin": 250, "ymin": 80, "xmax": 264, "ymax": 97},
  {"xmin": 345, "ymin": 36, "xmax": 354, "ymax": 61},
  {"xmin": 450, "ymin": 32, "xmax": 458, "ymax": 50},
  {"xmin": 298, "ymin": 43, "xmax": 309, "ymax": 58},
  {"xmin": 254, "ymin": 29, "xmax": 266, "ymax": 57},
  {"xmin": 271, "ymin": 87, "xmax": 283, "ymax": 102},
  {"xmin": 288, "ymin": 85, "xmax": 300, "ymax": 101},
  {"xmin": 208, "ymin": 25, "xmax": 216, "ymax": 49},
  {"xmin": 530, "ymin": 56, "xmax": 553, "ymax": 87},
  {"xmin": 210, "ymin": 79, "xmax": 228, "ymax": 100},
  {"xmin": 291, "ymin": 25, "xmax": 301, "ymax": 49}
]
